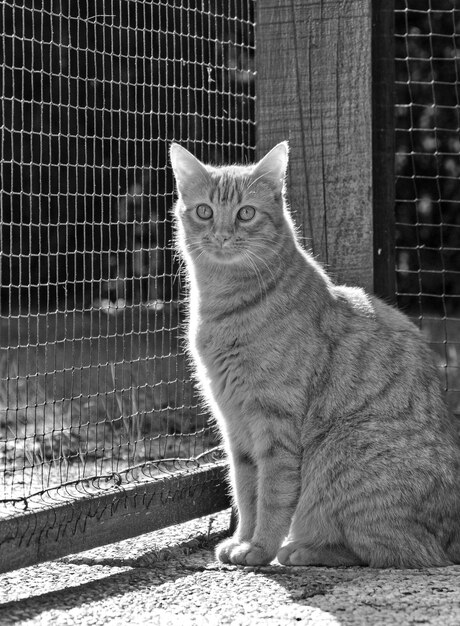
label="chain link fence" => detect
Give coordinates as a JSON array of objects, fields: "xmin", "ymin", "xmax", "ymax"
[{"xmin": 395, "ymin": 0, "xmax": 460, "ymax": 420}]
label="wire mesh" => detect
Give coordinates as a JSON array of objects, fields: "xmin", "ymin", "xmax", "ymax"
[
  {"xmin": 0, "ymin": 0, "xmax": 255, "ymax": 509},
  {"xmin": 395, "ymin": 0, "xmax": 460, "ymax": 420}
]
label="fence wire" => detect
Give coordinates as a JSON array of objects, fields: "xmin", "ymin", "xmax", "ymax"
[
  {"xmin": 0, "ymin": 0, "xmax": 255, "ymax": 508},
  {"xmin": 395, "ymin": 0, "xmax": 460, "ymax": 420}
]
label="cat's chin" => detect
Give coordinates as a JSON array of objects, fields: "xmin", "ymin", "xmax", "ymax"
[{"xmin": 200, "ymin": 248, "xmax": 243, "ymax": 266}]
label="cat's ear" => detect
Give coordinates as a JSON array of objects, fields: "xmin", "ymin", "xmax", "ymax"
[
  {"xmin": 170, "ymin": 143, "xmax": 210, "ymax": 194},
  {"xmin": 251, "ymin": 141, "xmax": 289, "ymax": 193}
]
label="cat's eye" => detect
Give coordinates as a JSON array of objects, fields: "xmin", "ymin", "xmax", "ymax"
[
  {"xmin": 237, "ymin": 206, "xmax": 256, "ymax": 222},
  {"xmin": 196, "ymin": 204, "xmax": 213, "ymax": 220}
]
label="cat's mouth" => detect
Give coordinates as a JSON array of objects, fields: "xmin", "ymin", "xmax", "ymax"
[{"xmin": 203, "ymin": 243, "xmax": 242, "ymax": 264}]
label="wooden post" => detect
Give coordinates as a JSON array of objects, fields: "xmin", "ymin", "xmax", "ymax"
[
  {"xmin": 372, "ymin": 0, "xmax": 396, "ymax": 302},
  {"xmin": 256, "ymin": 0, "xmax": 395, "ymax": 298}
]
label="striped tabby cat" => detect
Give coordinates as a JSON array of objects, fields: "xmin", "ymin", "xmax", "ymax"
[{"xmin": 170, "ymin": 141, "xmax": 460, "ymax": 568}]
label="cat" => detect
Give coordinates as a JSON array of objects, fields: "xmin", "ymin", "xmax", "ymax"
[{"xmin": 169, "ymin": 141, "xmax": 460, "ymax": 568}]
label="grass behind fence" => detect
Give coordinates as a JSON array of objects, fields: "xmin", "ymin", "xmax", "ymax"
[{"xmin": 0, "ymin": 303, "xmax": 217, "ymax": 501}]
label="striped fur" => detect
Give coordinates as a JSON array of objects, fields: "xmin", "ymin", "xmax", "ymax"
[{"xmin": 170, "ymin": 142, "xmax": 460, "ymax": 568}]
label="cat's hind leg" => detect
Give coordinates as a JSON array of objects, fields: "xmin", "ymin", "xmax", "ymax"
[
  {"xmin": 277, "ymin": 528, "xmax": 451, "ymax": 568},
  {"xmin": 445, "ymin": 536, "xmax": 460, "ymax": 564},
  {"xmin": 277, "ymin": 541, "xmax": 363, "ymax": 567},
  {"xmin": 345, "ymin": 525, "xmax": 452, "ymax": 569}
]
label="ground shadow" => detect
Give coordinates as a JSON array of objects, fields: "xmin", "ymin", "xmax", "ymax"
[
  {"xmin": 3, "ymin": 527, "xmax": 456, "ymax": 624},
  {"xmin": 0, "ymin": 532, "xmax": 224, "ymax": 623}
]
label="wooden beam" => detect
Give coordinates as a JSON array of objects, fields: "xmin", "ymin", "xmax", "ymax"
[
  {"xmin": 257, "ymin": 0, "xmax": 394, "ymax": 296},
  {"xmin": 0, "ymin": 462, "xmax": 230, "ymax": 573}
]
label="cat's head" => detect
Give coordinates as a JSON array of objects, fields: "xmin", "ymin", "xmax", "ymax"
[{"xmin": 170, "ymin": 142, "xmax": 292, "ymax": 270}]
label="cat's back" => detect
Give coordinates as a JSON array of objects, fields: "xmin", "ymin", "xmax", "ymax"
[
  {"xmin": 331, "ymin": 283, "xmax": 418, "ymax": 336},
  {"xmin": 326, "ymin": 283, "xmax": 436, "ymax": 365},
  {"xmin": 325, "ymin": 284, "xmax": 457, "ymax": 437}
]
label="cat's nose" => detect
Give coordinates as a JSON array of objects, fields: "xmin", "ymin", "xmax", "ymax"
[{"xmin": 214, "ymin": 234, "xmax": 231, "ymax": 247}]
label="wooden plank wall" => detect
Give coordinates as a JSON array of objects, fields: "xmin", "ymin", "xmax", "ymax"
[{"xmin": 256, "ymin": 0, "xmax": 395, "ymax": 298}]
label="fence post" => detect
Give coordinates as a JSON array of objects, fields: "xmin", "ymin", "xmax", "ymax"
[{"xmin": 256, "ymin": 0, "xmax": 395, "ymax": 299}]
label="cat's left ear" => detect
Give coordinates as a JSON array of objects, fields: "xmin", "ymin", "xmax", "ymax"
[
  {"xmin": 251, "ymin": 141, "xmax": 289, "ymax": 193},
  {"xmin": 170, "ymin": 143, "xmax": 210, "ymax": 195}
]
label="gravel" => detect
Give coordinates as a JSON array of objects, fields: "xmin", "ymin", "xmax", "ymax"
[{"xmin": 1, "ymin": 508, "xmax": 460, "ymax": 625}]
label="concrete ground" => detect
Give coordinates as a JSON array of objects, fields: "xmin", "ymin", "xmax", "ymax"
[{"xmin": 1, "ymin": 509, "xmax": 460, "ymax": 625}]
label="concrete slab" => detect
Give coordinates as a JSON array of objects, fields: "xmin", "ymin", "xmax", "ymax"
[{"xmin": 1, "ymin": 510, "xmax": 459, "ymax": 625}]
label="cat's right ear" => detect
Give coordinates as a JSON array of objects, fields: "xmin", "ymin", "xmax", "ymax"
[{"xmin": 170, "ymin": 143, "xmax": 210, "ymax": 194}]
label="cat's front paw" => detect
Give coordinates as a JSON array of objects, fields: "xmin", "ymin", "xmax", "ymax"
[{"xmin": 216, "ymin": 538, "xmax": 274, "ymax": 566}]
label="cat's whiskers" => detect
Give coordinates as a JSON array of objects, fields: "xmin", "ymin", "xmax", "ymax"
[
  {"xmin": 184, "ymin": 240, "xmax": 206, "ymax": 256},
  {"xmin": 193, "ymin": 250, "xmax": 207, "ymax": 265},
  {"xmin": 248, "ymin": 233, "xmax": 292, "ymax": 249},
  {"xmin": 170, "ymin": 238, "xmax": 206, "ymax": 285},
  {"xmin": 245, "ymin": 249, "xmax": 279, "ymax": 287},
  {"xmin": 248, "ymin": 241, "xmax": 285, "ymax": 265},
  {"xmin": 242, "ymin": 250, "xmax": 268, "ymax": 303}
]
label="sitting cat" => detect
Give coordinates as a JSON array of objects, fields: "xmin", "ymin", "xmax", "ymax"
[{"xmin": 170, "ymin": 141, "xmax": 460, "ymax": 568}]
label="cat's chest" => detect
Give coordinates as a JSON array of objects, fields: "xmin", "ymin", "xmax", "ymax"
[
  {"xmin": 194, "ymin": 322, "xmax": 259, "ymax": 397},
  {"xmin": 197, "ymin": 324, "xmax": 253, "ymax": 370}
]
